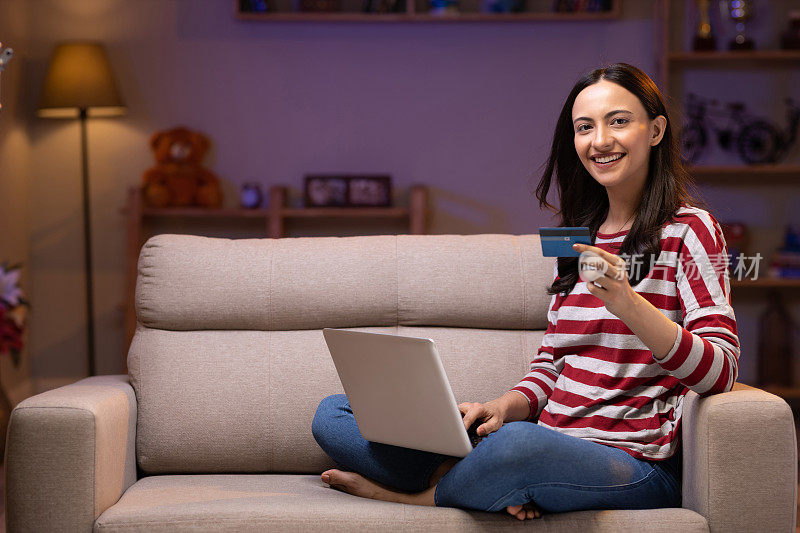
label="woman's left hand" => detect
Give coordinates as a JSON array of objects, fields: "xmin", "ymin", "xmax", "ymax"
[{"xmin": 572, "ymin": 243, "xmax": 639, "ymax": 319}]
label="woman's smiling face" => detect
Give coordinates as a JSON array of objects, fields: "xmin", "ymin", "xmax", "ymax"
[{"xmin": 572, "ymin": 79, "xmax": 665, "ymax": 192}]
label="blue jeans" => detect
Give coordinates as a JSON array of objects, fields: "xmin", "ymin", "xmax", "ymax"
[{"xmin": 311, "ymin": 394, "xmax": 682, "ymax": 513}]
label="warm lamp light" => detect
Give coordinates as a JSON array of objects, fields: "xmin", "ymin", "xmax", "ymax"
[
  {"xmin": 38, "ymin": 43, "xmax": 125, "ymax": 117},
  {"xmin": 38, "ymin": 42, "xmax": 126, "ymax": 377}
]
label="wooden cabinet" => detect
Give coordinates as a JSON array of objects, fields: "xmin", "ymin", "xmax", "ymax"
[
  {"xmin": 234, "ymin": 0, "xmax": 620, "ymax": 22},
  {"xmin": 122, "ymin": 184, "xmax": 429, "ymax": 369}
]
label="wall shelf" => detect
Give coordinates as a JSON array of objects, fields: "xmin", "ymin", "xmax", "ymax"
[
  {"xmin": 235, "ymin": 11, "xmax": 619, "ymax": 22},
  {"xmin": 667, "ymin": 50, "xmax": 800, "ymax": 65},
  {"xmin": 761, "ymin": 386, "xmax": 800, "ymax": 401},
  {"xmin": 141, "ymin": 205, "xmax": 412, "ymax": 219},
  {"xmin": 235, "ymin": 0, "xmax": 620, "ymax": 22},
  {"xmin": 689, "ymin": 165, "xmax": 800, "ymax": 183},
  {"xmin": 731, "ymin": 278, "xmax": 800, "ymax": 290},
  {"xmin": 142, "ymin": 206, "xmax": 272, "ymax": 218}
]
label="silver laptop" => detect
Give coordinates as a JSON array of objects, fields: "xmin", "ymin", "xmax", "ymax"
[{"xmin": 322, "ymin": 328, "xmax": 478, "ymax": 457}]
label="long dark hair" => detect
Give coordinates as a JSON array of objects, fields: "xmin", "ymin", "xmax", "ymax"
[{"xmin": 535, "ymin": 62, "xmax": 707, "ymax": 296}]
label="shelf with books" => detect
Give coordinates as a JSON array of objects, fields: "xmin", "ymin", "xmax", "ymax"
[
  {"xmin": 234, "ymin": 10, "xmax": 618, "ymax": 21},
  {"xmin": 235, "ymin": 0, "xmax": 620, "ymax": 22}
]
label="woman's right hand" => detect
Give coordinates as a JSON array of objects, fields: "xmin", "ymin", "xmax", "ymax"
[{"xmin": 458, "ymin": 401, "xmax": 505, "ymax": 437}]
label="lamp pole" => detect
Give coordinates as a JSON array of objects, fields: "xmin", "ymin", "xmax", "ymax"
[
  {"xmin": 38, "ymin": 43, "xmax": 126, "ymax": 377},
  {"xmin": 79, "ymin": 107, "xmax": 96, "ymax": 376}
]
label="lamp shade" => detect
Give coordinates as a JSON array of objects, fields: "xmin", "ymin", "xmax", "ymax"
[{"xmin": 38, "ymin": 42, "xmax": 126, "ymax": 118}]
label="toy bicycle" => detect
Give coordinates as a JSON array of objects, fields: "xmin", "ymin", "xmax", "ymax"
[{"xmin": 680, "ymin": 92, "xmax": 800, "ymax": 165}]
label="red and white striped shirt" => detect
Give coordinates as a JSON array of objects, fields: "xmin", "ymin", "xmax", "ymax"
[{"xmin": 512, "ymin": 205, "xmax": 740, "ymax": 460}]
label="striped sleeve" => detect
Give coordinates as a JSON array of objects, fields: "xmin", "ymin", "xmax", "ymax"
[
  {"xmin": 510, "ymin": 263, "xmax": 562, "ymax": 421},
  {"xmin": 655, "ymin": 213, "xmax": 740, "ymax": 396}
]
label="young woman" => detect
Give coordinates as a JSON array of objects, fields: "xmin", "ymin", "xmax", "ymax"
[{"xmin": 311, "ymin": 62, "xmax": 740, "ymax": 521}]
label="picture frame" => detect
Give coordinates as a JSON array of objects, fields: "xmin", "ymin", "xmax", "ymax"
[
  {"xmin": 304, "ymin": 176, "xmax": 348, "ymax": 207},
  {"xmin": 347, "ymin": 175, "xmax": 391, "ymax": 207},
  {"xmin": 304, "ymin": 175, "xmax": 392, "ymax": 207}
]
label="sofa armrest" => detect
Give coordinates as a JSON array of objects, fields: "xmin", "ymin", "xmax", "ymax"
[
  {"xmin": 681, "ymin": 382, "xmax": 797, "ymax": 533},
  {"xmin": 4, "ymin": 374, "xmax": 137, "ymax": 532}
]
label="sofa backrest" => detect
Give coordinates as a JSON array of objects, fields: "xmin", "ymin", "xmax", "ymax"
[{"xmin": 127, "ymin": 234, "xmax": 554, "ymax": 474}]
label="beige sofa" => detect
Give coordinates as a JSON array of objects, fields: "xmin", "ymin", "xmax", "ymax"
[{"xmin": 4, "ymin": 233, "xmax": 797, "ymax": 532}]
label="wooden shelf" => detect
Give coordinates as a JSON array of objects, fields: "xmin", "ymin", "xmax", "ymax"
[
  {"xmin": 761, "ymin": 386, "xmax": 800, "ymax": 401},
  {"xmin": 668, "ymin": 50, "xmax": 800, "ymax": 65},
  {"xmin": 142, "ymin": 207, "xmax": 272, "ymax": 218},
  {"xmin": 689, "ymin": 165, "xmax": 800, "ymax": 182},
  {"xmin": 141, "ymin": 206, "xmax": 411, "ymax": 218},
  {"xmin": 236, "ymin": 10, "xmax": 620, "ymax": 22},
  {"xmin": 731, "ymin": 278, "xmax": 800, "ymax": 290},
  {"xmin": 655, "ymin": 1, "xmax": 800, "ymax": 99},
  {"xmin": 282, "ymin": 206, "xmax": 409, "ymax": 217},
  {"xmin": 235, "ymin": 0, "xmax": 620, "ymax": 22}
]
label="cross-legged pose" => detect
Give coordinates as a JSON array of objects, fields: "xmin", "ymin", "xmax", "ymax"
[{"xmin": 312, "ymin": 62, "xmax": 739, "ymax": 521}]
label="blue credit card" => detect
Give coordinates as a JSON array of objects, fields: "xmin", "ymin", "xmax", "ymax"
[{"xmin": 539, "ymin": 227, "xmax": 591, "ymax": 257}]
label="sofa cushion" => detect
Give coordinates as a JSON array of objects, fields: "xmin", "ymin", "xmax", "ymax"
[
  {"xmin": 128, "ymin": 324, "xmax": 544, "ymax": 474},
  {"xmin": 134, "ymin": 234, "xmax": 554, "ymax": 331},
  {"xmin": 93, "ymin": 474, "xmax": 709, "ymax": 532}
]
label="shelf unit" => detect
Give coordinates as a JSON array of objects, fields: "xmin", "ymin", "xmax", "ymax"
[
  {"xmin": 122, "ymin": 184, "xmax": 428, "ymax": 369},
  {"xmin": 234, "ymin": 0, "xmax": 620, "ymax": 22},
  {"xmin": 655, "ymin": 1, "xmax": 800, "ymax": 92},
  {"xmin": 689, "ymin": 164, "xmax": 800, "ymax": 183},
  {"xmin": 654, "ymin": 0, "xmax": 800, "ymax": 157},
  {"xmin": 667, "ymin": 49, "xmax": 800, "ymax": 65},
  {"xmin": 731, "ymin": 278, "xmax": 800, "ymax": 290},
  {"xmin": 655, "ymin": 1, "xmax": 800, "ymax": 402}
]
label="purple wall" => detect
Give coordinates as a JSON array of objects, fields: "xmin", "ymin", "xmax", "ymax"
[{"xmin": 2, "ymin": 0, "xmax": 798, "ymax": 383}]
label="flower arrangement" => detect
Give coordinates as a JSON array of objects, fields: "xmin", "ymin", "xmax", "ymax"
[{"xmin": 0, "ymin": 261, "xmax": 28, "ymax": 367}]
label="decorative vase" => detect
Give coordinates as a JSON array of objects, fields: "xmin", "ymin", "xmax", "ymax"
[{"xmin": 240, "ymin": 182, "xmax": 264, "ymax": 209}]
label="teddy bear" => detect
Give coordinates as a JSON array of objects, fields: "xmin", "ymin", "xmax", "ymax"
[{"xmin": 141, "ymin": 127, "xmax": 223, "ymax": 208}]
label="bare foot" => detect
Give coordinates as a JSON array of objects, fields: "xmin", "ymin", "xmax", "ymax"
[
  {"xmin": 506, "ymin": 502, "xmax": 542, "ymax": 520},
  {"xmin": 321, "ymin": 469, "xmax": 435, "ymax": 506},
  {"xmin": 320, "ymin": 464, "xmax": 538, "ymax": 519}
]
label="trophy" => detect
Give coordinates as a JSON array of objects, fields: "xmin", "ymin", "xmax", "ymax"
[
  {"xmin": 693, "ymin": 0, "xmax": 717, "ymax": 51},
  {"xmin": 721, "ymin": 0, "xmax": 754, "ymax": 50}
]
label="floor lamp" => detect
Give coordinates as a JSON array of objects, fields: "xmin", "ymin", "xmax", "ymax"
[{"xmin": 37, "ymin": 42, "xmax": 126, "ymax": 376}]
